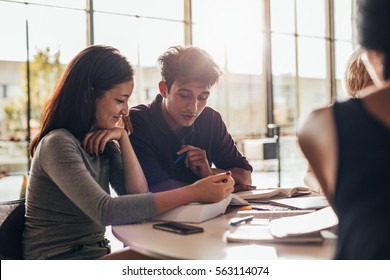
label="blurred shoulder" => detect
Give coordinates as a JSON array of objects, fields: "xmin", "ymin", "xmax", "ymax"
[
  {"xmin": 130, "ymin": 103, "xmax": 149, "ymax": 114},
  {"xmin": 297, "ymin": 106, "xmax": 334, "ymax": 143}
]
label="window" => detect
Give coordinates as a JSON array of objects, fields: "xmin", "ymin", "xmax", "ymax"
[
  {"xmin": 334, "ymin": 0, "xmax": 354, "ymax": 100},
  {"xmin": 0, "ymin": 0, "xmax": 86, "ymax": 173},
  {"xmin": 192, "ymin": 0, "xmax": 265, "ymax": 137},
  {"xmin": 93, "ymin": 0, "xmax": 184, "ymax": 106},
  {"xmin": 0, "ymin": 0, "xmax": 356, "ymax": 181}
]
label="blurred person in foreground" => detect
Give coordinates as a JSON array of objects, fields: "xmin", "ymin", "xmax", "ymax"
[
  {"xmin": 298, "ymin": 0, "xmax": 390, "ymax": 259},
  {"xmin": 303, "ymin": 47, "xmax": 374, "ymax": 194}
]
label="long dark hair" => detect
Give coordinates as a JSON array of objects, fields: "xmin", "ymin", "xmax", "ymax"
[
  {"xmin": 29, "ymin": 45, "xmax": 134, "ymax": 157},
  {"xmin": 357, "ymin": 0, "xmax": 390, "ymax": 79}
]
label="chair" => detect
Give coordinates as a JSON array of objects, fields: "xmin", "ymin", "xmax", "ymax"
[{"xmin": 0, "ymin": 199, "xmax": 25, "ymax": 259}]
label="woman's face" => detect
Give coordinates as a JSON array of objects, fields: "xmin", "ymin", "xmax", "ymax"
[{"xmin": 94, "ymin": 80, "xmax": 134, "ymax": 129}]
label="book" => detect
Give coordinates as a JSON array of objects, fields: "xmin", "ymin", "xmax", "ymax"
[
  {"xmin": 270, "ymin": 196, "xmax": 329, "ymax": 210},
  {"xmin": 226, "ymin": 206, "xmax": 338, "ymax": 244},
  {"xmin": 236, "ymin": 186, "xmax": 311, "ymax": 201},
  {"xmin": 153, "ymin": 194, "xmax": 248, "ymax": 224}
]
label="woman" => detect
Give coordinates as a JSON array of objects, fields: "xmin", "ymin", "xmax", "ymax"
[
  {"xmin": 303, "ymin": 47, "xmax": 374, "ymax": 194},
  {"xmin": 298, "ymin": 0, "xmax": 390, "ymax": 259},
  {"xmin": 23, "ymin": 45, "xmax": 234, "ymax": 260}
]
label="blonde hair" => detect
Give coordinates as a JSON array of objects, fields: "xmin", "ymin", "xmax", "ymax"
[{"xmin": 343, "ymin": 48, "xmax": 373, "ymax": 98}]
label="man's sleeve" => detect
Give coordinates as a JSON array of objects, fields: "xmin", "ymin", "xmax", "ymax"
[
  {"xmin": 211, "ymin": 112, "xmax": 253, "ymax": 172},
  {"xmin": 129, "ymin": 111, "xmax": 172, "ymax": 187}
]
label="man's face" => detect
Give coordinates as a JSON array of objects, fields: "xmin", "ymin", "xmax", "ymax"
[{"xmin": 160, "ymin": 80, "xmax": 210, "ymax": 132}]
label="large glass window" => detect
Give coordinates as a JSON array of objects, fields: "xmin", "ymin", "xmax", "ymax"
[
  {"xmin": 0, "ymin": 1, "xmax": 86, "ymax": 174},
  {"xmin": 93, "ymin": 0, "xmax": 183, "ymax": 21},
  {"xmin": 271, "ymin": 34, "xmax": 296, "ymax": 125},
  {"xmin": 192, "ymin": 0, "xmax": 265, "ymax": 137},
  {"xmin": 0, "ymin": 0, "xmax": 356, "ymax": 184},
  {"xmin": 297, "ymin": 37, "xmax": 328, "ymax": 119},
  {"xmin": 93, "ymin": 0, "xmax": 184, "ymax": 106},
  {"xmin": 269, "ymin": 0, "xmax": 355, "ymax": 184},
  {"xmin": 334, "ymin": 0, "xmax": 354, "ymax": 100},
  {"xmin": 0, "ymin": 1, "xmax": 29, "ymax": 173},
  {"xmin": 271, "ymin": 0, "xmax": 329, "ymax": 127},
  {"xmin": 27, "ymin": 4, "xmax": 86, "ymax": 139}
]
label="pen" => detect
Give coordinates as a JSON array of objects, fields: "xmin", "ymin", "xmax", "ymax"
[
  {"xmin": 174, "ymin": 151, "xmax": 188, "ymax": 164},
  {"xmin": 222, "ymin": 171, "xmax": 231, "ymax": 183},
  {"xmin": 229, "ymin": 215, "xmax": 254, "ymax": 226},
  {"xmin": 251, "ymin": 205, "xmax": 272, "ymax": 211}
]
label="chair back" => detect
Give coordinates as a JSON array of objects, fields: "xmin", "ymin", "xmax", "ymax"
[{"xmin": 0, "ymin": 199, "xmax": 25, "ymax": 259}]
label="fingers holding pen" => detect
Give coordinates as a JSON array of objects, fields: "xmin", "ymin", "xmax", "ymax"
[
  {"xmin": 214, "ymin": 172, "xmax": 235, "ymax": 199},
  {"xmin": 190, "ymin": 171, "xmax": 234, "ymax": 202},
  {"xmin": 214, "ymin": 171, "xmax": 235, "ymax": 193},
  {"xmin": 177, "ymin": 145, "xmax": 207, "ymax": 165},
  {"xmin": 177, "ymin": 145, "xmax": 213, "ymax": 178}
]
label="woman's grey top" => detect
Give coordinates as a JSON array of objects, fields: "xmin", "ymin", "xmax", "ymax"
[{"xmin": 23, "ymin": 129, "xmax": 156, "ymax": 259}]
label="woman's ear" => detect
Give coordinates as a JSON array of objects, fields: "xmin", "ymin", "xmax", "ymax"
[{"xmin": 158, "ymin": 81, "xmax": 168, "ymax": 97}]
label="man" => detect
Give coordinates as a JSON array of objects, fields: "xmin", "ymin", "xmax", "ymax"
[{"xmin": 130, "ymin": 46, "xmax": 253, "ymax": 192}]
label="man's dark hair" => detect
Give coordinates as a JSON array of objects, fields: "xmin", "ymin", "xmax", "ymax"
[{"xmin": 158, "ymin": 46, "xmax": 222, "ymax": 92}]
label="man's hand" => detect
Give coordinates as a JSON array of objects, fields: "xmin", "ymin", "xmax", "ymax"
[
  {"xmin": 177, "ymin": 145, "xmax": 213, "ymax": 178},
  {"xmin": 233, "ymin": 184, "xmax": 257, "ymax": 193}
]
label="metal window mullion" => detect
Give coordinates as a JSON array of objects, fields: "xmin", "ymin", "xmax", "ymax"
[
  {"xmin": 264, "ymin": 0, "xmax": 274, "ymax": 136},
  {"xmin": 326, "ymin": 0, "xmax": 336, "ymax": 103},
  {"xmin": 184, "ymin": 0, "xmax": 192, "ymax": 46},
  {"xmin": 86, "ymin": 0, "xmax": 94, "ymax": 46},
  {"xmin": 294, "ymin": 0, "xmax": 300, "ymax": 124}
]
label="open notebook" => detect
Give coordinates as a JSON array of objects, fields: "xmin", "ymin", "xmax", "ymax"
[{"xmin": 236, "ymin": 186, "xmax": 311, "ymax": 202}]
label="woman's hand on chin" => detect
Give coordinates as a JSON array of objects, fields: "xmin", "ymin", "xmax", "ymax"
[{"xmin": 82, "ymin": 127, "xmax": 126, "ymax": 156}]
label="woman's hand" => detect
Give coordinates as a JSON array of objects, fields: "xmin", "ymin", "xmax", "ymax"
[
  {"xmin": 84, "ymin": 126, "xmax": 147, "ymax": 195},
  {"xmin": 188, "ymin": 172, "xmax": 235, "ymax": 203},
  {"xmin": 82, "ymin": 127, "xmax": 126, "ymax": 156},
  {"xmin": 153, "ymin": 172, "xmax": 235, "ymax": 216}
]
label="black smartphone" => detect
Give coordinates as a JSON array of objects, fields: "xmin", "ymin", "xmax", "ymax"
[{"xmin": 153, "ymin": 222, "xmax": 204, "ymax": 235}]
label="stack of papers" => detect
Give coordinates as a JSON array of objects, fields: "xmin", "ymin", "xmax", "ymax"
[
  {"xmin": 270, "ymin": 206, "xmax": 339, "ymax": 237},
  {"xmin": 270, "ymin": 195, "xmax": 330, "ymax": 210},
  {"xmin": 226, "ymin": 206, "xmax": 338, "ymax": 244},
  {"xmin": 227, "ymin": 226, "xmax": 325, "ymax": 244}
]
